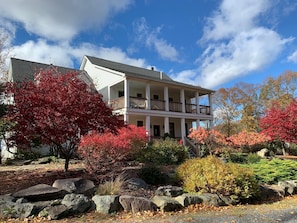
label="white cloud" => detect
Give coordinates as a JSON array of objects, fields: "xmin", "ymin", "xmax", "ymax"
[
  {"xmin": 133, "ymin": 17, "xmax": 180, "ymax": 62},
  {"xmin": 288, "ymin": 51, "xmax": 297, "ymax": 63},
  {"xmin": 0, "ymin": 0, "xmax": 132, "ymax": 41},
  {"xmin": 7, "ymin": 39, "xmax": 148, "ymax": 70},
  {"xmin": 192, "ymin": 0, "xmax": 293, "ymax": 89}
]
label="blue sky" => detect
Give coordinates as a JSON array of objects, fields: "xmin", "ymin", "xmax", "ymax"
[{"xmin": 0, "ymin": 0, "xmax": 297, "ymax": 90}]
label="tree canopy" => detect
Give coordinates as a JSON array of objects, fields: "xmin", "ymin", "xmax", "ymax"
[
  {"xmin": 260, "ymin": 99, "xmax": 297, "ymax": 144},
  {"xmin": 4, "ymin": 69, "xmax": 124, "ymax": 170}
]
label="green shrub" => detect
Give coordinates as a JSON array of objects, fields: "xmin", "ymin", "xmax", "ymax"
[
  {"xmin": 176, "ymin": 156, "xmax": 259, "ymax": 202},
  {"xmin": 243, "ymin": 158, "xmax": 297, "ymax": 184},
  {"xmin": 246, "ymin": 153, "xmax": 261, "ymax": 164},
  {"xmin": 138, "ymin": 166, "xmax": 171, "ymax": 185},
  {"xmin": 137, "ymin": 138, "xmax": 188, "ymax": 165}
]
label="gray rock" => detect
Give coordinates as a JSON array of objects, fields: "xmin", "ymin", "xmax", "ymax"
[
  {"xmin": 0, "ymin": 194, "xmax": 16, "ymax": 204},
  {"xmin": 61, "ymin": 193, "xmax": 91, "ymax": 213},
  {"xmin": 257, "ymin": 148, "xmax": 269, "ymax": 158},
  {"xmin": 92, "ymin": 195, "xmax": 123, "ymax": 214},
  {"xmin": 39, "ymin": 204, "xmax": 71, "ymax": 220},
  {"xmin": 155, "ymin": 185, "xmax": 183, "ymax": 197},
  {"xmin": 278, "ymin": 180, "xmax": 297, "ymax": 195},
  {"xmin": 260, "ymin": 184, "xmax": 285, "ymax": 201},
  {"xmin": 174, "ymin": 193, "xmax": 203, "ymax": 207},
  {"xmin": 0, "ymin": 201, "xmax": 36, "ymax": 219},
  {"xmin": 195, "ymin": 193, "xmax": 226, "ymax": 206},
  {"xmin": 151, "ymin": 195, "xmax": 183, "ymax": 212},
  {"xmin": 52, "ymin": 178, "xmax": 95, "ymax": 195},
  {"xmin": 119, "ymin": 195, "xmax": 157, "ymax": 214},
  {"xmin": 126, "ymin": 178, "xmax": 148, "ymax": 190},
  {"xmin": 12, "ymin": 184, "xmax": 68, "ymax": 201}
]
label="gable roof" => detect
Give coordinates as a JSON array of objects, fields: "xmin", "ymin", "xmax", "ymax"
[
  {"xmin": 84, "ymin": 55, "xmax": 215, "ymax": 94},
  {"xmin": 9, "ymin": 58, "xmax": 79, "ymax": 82},
  {"xmin": 85, "ymin": 56, "xmax": 173, "ymax": 81}
]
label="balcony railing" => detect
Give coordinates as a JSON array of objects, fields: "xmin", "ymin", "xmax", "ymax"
[
  {"xmin": 186, "ymin": 103, "xmax": 197, "ymax": 113},
  {"xmin": 169, "ymin": 102, "xmax": 182, "ymax": 112},
  {"xmin": 109, "ymin": 97, "xmax": 211, "ymax": 115},
  {"xmin": 129, "ymin": 97, "xmax": 147, "ymax": 109},
  {"xmin": 109, "ymin": 96, "xmax": 125, "ymax": 110},
  {"xmin": 199, "ymin": 105, "xmax": 211, "ymax": 115},
  {"xmin": 151, "ymin": 99, "xmax": 165, "ymax": 111}
]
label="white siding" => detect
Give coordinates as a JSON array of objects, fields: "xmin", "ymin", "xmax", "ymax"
[{"xmin": 83, "ymin": 59, "xmax": 125, "ymax": 94}]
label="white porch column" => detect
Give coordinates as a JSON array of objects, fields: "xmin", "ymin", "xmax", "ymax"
[
  {"xmin": 196, "ymin": 119, "xmax": 200, "ymax": 130},
  {"xmin": 164, "ymin": 86, "xmax": 169, "ymax": 111},
  {"xmin": 124, "ymin": 79, "xmax": 129, "ymax": 109},
  {"xmin": 180, "ymin": 89, "xmax": 185, "ymax": 113},
  {"xmin": 124, "ymin": 114, "xmax": 129, "ymax": 124},
  {"xmin": 146, "ymin": 115, "xmax": 151, "ymax": 140},
  {"xmin": 164, "ymin": 117, "xmax": 169, "ymax": 134},
  {"xmin": 146, "ymin": 83, "xmax": 151, "ymax": 109},
  {"xmin": 196, "ymin": 91, "xmax": 200, "ymax": 114},
  {"xmin": 181, "ymin": 118, "xmax": 186, "ymax": 142},
  {"xmin": 208, "ymin": 93, "xmax": 213, "ymax": 115}
]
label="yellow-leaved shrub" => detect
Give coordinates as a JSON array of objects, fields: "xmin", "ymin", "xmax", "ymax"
[{"xmin": 176, "ymin": 156, "xmax": 259, "ymax": 201}]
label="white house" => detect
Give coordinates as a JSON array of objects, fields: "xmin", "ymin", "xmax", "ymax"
[
  {"xmin": 1, "ymin": 56, "xmax": 215, "ymax": 160},
  {"xmin": 80, "ymin": 56, "xmax": 215, "ymax": 141}
]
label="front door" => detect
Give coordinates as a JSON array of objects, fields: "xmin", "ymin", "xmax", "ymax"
[
  {"xmin": 169, "ymin": 122, "xmax": 175, "ymax": 138},
  {"xmin": 153, "ymin": 125, "xmax": 160, "ymax": 138}
]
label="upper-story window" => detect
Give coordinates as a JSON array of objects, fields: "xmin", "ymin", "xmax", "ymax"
[
  {"xmin": 137, "ymin": 93, "xmax": 142, "ymax": 98},
  {"xmin": 118, "ymin": 91, "xmax": 124, "ymax": 97},
  {"xmin": 153, "ymin": 95, "xmax": 159, "ymax": 100}
]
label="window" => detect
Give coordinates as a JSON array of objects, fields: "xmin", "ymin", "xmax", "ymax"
[
  {"xmin": 118, "ymin": 91, "xmax": 124, "ymax": 97},
  {"xmin": 137, "ymin": 93, "xmax": 142, "ymax": 98},
  {"xmin": 137, "ymin": 121, "xmax": 144, "ymax": 127},
  {"xmin": 169, "ymin": 97, "xmax": 173, "ymax": 102},
  {"xmin": 153, "ymin": 95, "xmax": 159, "ymax": 100}
]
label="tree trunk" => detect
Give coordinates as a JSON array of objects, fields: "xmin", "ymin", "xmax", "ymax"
[{"xmin": 64, "ymin": 156, "xmax": 70, "ymax": 172}]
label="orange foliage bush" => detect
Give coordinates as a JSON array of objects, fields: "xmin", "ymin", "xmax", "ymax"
[
  {"xmin": 188, "ymin": 127, "xmax": 227, "ymax": 154},
  {"xmin": 227, "ymin": 131, "xmax": 271, "ymax": 150}
]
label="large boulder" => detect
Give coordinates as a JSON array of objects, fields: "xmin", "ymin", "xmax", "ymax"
[
  {"xmin": 52, "ymin": 178, "xmax": 95, "ymax": 195},
  {"xmin": 151, "ymin": 195, "xmax": 183, "ymax": 212},
  {"xmin": 278, "ymin": 180, "xmax": 297, "ymax": 195},
  {"xmin": 12, "ymin": 184, "xmax": 68, "ymax": 202},
  {"xmin": 92, "ymin": 195, "xmax": 123, "ymax": 214},
  {"xmin": 174, "ymin": 193, "xmax": 203, "ymax": 207},
  {"xmin": 119, "ymin": 195, "xmax": 157, "ymax": 214},
  {"xmin": 38, "ymin": 204, "xmax": 71, "ymax": 220},
  {"xmin": 0, "ymin": 201, "xmax": 36, "ymax": 219},
  {"xmin": 61, "ymin": 193, "xmax": 91, "ymax": 213}
]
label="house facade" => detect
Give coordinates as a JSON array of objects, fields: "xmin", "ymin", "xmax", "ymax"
[{"xmin": 80, "ymin": 56, "xmax": 215, "ymax": 141}]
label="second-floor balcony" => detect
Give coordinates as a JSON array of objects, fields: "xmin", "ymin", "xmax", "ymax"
[{"xmin": 109, "ymin": 97, "xmax": 211, "ymax": 115}]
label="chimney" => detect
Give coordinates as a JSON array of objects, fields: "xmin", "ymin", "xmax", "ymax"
[
  {"xmin": 160, "ymin": 71, "xmax": 163, "ymax": 80},
  {"xmin": 151, "ymin": 67, "xmax": 154, "ymax": 71}
]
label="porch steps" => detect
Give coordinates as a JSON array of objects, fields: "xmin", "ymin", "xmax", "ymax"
[{"xmin": 184, "ymin": 137, "xmax": 200, "ymax": 158}]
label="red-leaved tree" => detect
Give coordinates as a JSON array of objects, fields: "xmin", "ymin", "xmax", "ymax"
[
  {"xmin": 4, "ymin": 69, "xmax": 124, "ymax": 171},
  {"xmin": 77, "ymin": 125, "xmax": 148, "ymax": 176},
  {"xmin": 260, "ymin": 99, "xmax": 297, "ymax": 144}
]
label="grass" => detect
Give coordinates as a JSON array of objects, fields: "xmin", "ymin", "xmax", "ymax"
[{"xmin": 96, "ymin": 174, "xmax": 127, "ymax": 195}]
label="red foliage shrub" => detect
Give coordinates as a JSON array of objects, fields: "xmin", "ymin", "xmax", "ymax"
[{"xmin": 77, "ymin": 125, "xmax": 148, "ymax": 176}]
